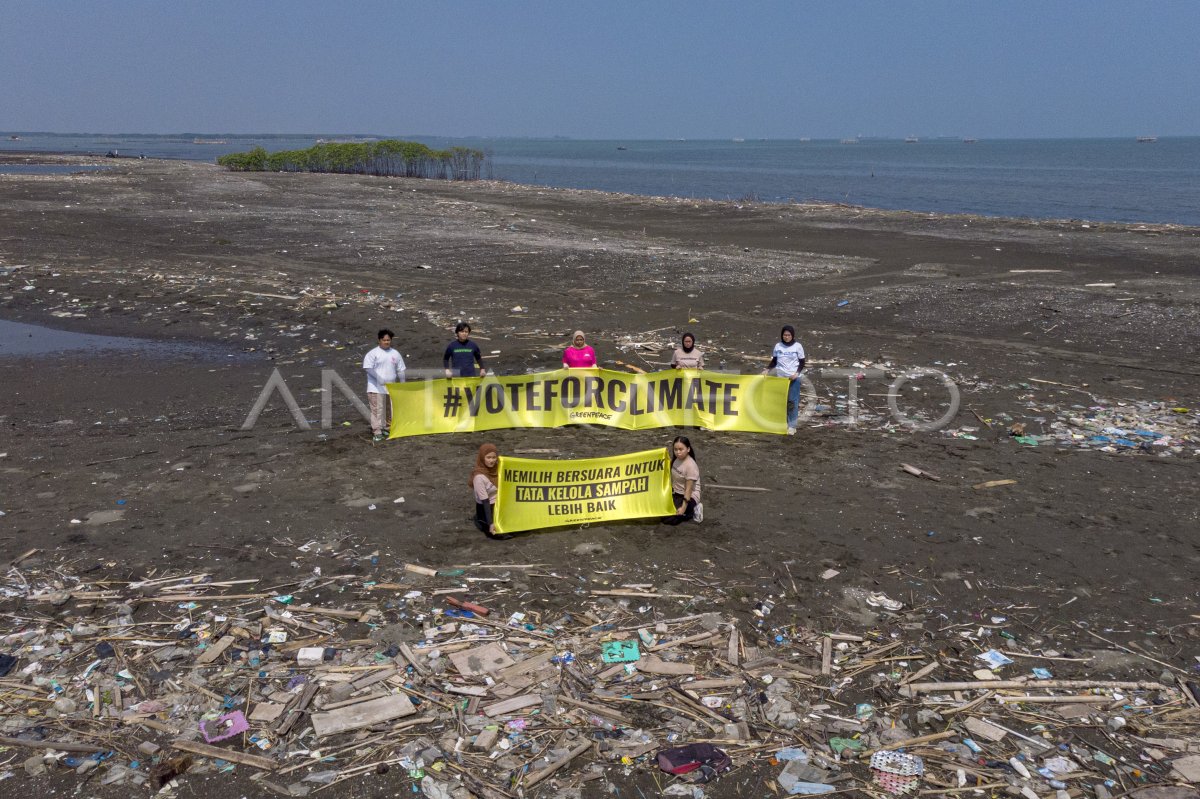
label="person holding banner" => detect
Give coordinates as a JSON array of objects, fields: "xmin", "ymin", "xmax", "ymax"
[
  {"xmin": 763, "ymin": 325, "xmax": 806, "ymax": 435},
  {"xmin": 444, "ymin": 322, "xmax": 486, "ymax": 377},
  {"xmin": 363, "ymin": 328, "xmax": 406, "ymax": 442},
  {"xmin": 562, "ymin": 330, "xmax": 598, "ymax": 368},
  {"xmin": 469, "ymin": 443, "xmax": 510, "ymax": 540},
  {"xmin": 662, "ymin": 436, "xmax": 703, "ymax": 525},
  {"xmin": 670, "ymin": 332, "xmax": 704, "ymax": 370}
]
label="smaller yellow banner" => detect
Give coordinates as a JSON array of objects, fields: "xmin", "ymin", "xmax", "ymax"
[{"xmin": 495, "ymin": 448, "xmax": 674, "ymax": 534}]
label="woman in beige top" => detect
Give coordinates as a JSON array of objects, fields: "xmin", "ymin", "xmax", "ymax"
[
  {"xmin": 670, "ymin": 332, "xmax": 704, "ymax": 370},
  {"xmin": 470, "ymin": 443, "xmax": 511, "ymax": 540},
  {"xmin": 662, "ymin": 435, "xmax": 703, "ymax": 524}
]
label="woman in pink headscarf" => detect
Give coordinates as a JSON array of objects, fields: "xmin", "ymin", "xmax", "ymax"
[{"xmin": 562, "ymin": 330, "xmax": 597, "ymax": 368}]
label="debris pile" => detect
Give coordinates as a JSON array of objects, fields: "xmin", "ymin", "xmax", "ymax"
[{"xmin": 1, "ymin": 550, "xmax": 1197, "ymax": 797}]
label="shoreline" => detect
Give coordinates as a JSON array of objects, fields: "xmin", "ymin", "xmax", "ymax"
[{"xmin": 3, "ymin": 150, "xmax": 1199, "ymax": 231}]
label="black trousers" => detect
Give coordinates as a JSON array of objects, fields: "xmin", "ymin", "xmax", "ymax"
[
  {"xmin": 474, "ymin": 501, "xmax": 493, "ymax": 533},
  {"xmin": 662, "ymin": 492, "xmax": 696, "ymax": 525}
]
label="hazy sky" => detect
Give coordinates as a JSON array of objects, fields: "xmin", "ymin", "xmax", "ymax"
[{"xmin": 3, "ymin": 1, "xmax": 1197, "ymax": 138}]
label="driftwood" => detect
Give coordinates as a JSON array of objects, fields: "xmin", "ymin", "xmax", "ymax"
[
  {"xmin": 171, "ymin": 738, "xmax": 276, "ymax": 770},
  {"xmin": 900, "ymin": 463, "xmax": 941, "ymax": 481},
  {"xmin": 0, "ymin": 736, "xmax": 108, "ymax": 753},
  {"xmin": 523, "ymin": 739, "xmax": 593, "ymax": 788},
  {"xmin": 901, "ymin": 679, "xmax": 1169, "ymax": 696},
  {"xmin": 994, "ymin": 694, "xmax": 1121, "ymax": 704}
]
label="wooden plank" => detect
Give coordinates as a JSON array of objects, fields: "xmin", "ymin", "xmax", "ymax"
[
  {"xmin": 821, "ymin": 636, "xmax": 833, "ymax": 676},
  {"xmin": 559, "ymin": 695, "xmax": 631, "ymax": 722},
  {"xmin": 727, "ymin": 628, "xmax": 740, "ymax": 667},
  {"xmin": 396, "ymin": 642, "xmax": 430, "ymax": 676},
  {"xmin": 249, "ymin": 703, "xmax": 287, "ymax": 723},
  {"xmin": 350, "ymin": 666, "xmax": 398, "ymax": 691},
  {"xmin": 473, "ymin": 727, "xmax": 499, "ymax": 751},
  {"xmin": 274, "ymin": 682, "xmax": 319, "ymax": 736},
  {"xmin": 899, "ymin": 661, "xmax": 939, "ymax": 686},
  {"xmin": 310, "ymin": 693, "xmax": 416, "ymax": 738},
  {"xmin": 686, "ymin": 678, "xmax": 744, "ymax": 691},
  {"xmin": 495, "ymin": 650, "xmax": 555, "ymax": 682},
  {"xmin": 596, "ymin": 663, "xmax": 627, "ymax": 681},
  {"xmin": 973, "ymin": 479, "xmax": 1017, "ymax": 490},
  {"xmin": 447, "ymin": 685, "xmax": 490, "ymax": 697},
  {"xmin": 196, "ymin": 635, "xmax": 236, "ymax": 665},
  {"xmin": 649, "ymin": 631, "xmax": 716, "ymax": 652},
  {"xmin": 483, "ymin": 694, "xmax": 541, "ymax": 718},
  {"xmin": 293, "ymin": 607, "xmax": 368, "ymax": 621},
  {"xmin": 149, "ymin": 593, "xmax": 271, "ymax": 602},
  {"xmin": 963, "ymin": 716, "xmax": 1008, "ymax": 742},
  {"xmin": 404, "ymin": 563, "xmax": 437, "ymax": 577},
  {"xmin": 126, "ymin": 717, "xmax": 181, "ymax": 735},
  {"xmin": 636, "ymin": 656, "xmax": 695, "ymax": 676},
  {"xmin": 170, "ymin": 738, "xmax": 276, "ymax": 770},
  {"xmin": 524, "ymin": 740, "xmax": 591, "ymax": 788},
  {"xmin": 449, "ymin": 642, "xmax": 516, "ymax": 677}
]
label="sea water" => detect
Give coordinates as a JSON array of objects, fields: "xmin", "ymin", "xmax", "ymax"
[{"xmin": 3, "ymin": 132, "xmax": 1198, "ymax": 226}]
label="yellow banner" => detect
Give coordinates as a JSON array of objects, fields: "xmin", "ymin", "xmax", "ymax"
[
  {"xmin": 387, "ymin": 368, "xmax": 787, "ymax": 437},
  {"xmin": 494, "ymin": 448, "xmax": 674, "ymax": 533}
]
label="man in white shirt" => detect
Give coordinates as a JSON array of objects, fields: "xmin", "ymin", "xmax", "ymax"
[{"xmin": 363, "ymin": 328, "xmax": 406, "ymax": 442}]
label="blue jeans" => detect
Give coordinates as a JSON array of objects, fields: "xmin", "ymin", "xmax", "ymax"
[{"xmin": 786, "ymin": 375, "xmax": 803, "ymax": 428}]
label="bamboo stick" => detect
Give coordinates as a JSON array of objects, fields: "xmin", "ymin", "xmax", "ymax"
[{"xmin": 902, "ymin": 679, "xmax": 1168, "ymax": 696}]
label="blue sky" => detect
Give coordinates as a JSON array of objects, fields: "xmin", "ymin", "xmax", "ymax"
[{"xmin": 3, "ymin": 1, "xmax": 1196, "ymax": 138}]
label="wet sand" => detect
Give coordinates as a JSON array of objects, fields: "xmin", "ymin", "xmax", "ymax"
[{"xmin": 0, "ymin": 155, "xmax": 1198, "ymax": 794}]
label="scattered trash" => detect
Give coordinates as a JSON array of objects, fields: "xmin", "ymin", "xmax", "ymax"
[
  {"xmin": 865, "ymin": 592, "xmax": 904, "ymax": 611},
  {"xmin": 870, "ymin": 750, "xmax": 924, "ymax": 794},
  {"xmin": 977, "ymin": 649, "xmax": 1015, "ymax": 668},
  {"xmin": 0, "ymin": 550, "xmax": 1193, "ymax": 796}
]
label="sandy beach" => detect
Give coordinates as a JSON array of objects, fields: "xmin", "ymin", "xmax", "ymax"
[{"xmin": 1, "ymin": 155, "xmax": 1198, "ymax": 797}]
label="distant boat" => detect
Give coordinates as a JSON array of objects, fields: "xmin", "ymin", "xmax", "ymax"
[
  {"xmin": 616, "ymin": 146, "xmax": 627, "ymax": 150},
  {"xmin": 1136, "ymin": 136, "xmax": 1157, "ymax": 143},
  {"xmin": 192, "ymin": 138, "xmax": 227, "ymax": 144},
  {"xmin": 8, "ymin": 135, "xmax": 19, "ymax": 141},
  {"xmin": 962, "ymin": 137, "xmax": 978, "ymax": 144},
  {"xmin": 904, "ymin": 136, "xmax": 919, "ymax": 143},
  {"xmin": 840, "ymin": 138, "xmax": 859, "ymax": 144},
  {"xmin": 732, "ymin": 137, "xmax": 745, "ymax": 142}
]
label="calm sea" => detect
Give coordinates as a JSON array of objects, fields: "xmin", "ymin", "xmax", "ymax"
[{"xmin": 3, "ymin": 132, "xmax": 1198, "ymax": 226}]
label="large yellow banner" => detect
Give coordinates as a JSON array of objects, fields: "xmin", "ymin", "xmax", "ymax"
[
  {"xmin": 387, "ymin": 368, "xmax": 787, "ymax": 437},
  {"xmin": 495, "ymin": 448, "xmax": 674, "ymax": 533}
]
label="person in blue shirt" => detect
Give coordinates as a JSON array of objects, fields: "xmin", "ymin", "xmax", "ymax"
[
  {"xmin": 443, "ymin": 322, "xmax": 486, "ymax": 377},
  {"xmin": 763, "ymin": 324, "xmax": 806, "ymax": 434}
]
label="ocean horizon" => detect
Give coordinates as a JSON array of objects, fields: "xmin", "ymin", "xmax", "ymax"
[{"xmin": 4, "ymin": 132, "xmax": 1199, "ymax": 227}]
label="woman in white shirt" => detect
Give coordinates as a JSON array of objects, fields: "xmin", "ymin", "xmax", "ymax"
[{"xmin": 763, "ymin": 325, "xmax": 805, "ymax": 435}]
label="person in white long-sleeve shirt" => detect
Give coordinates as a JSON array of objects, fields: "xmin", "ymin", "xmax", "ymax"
[
  {"xmin": 762, "ymin": 324, "xmax": 805, "ymax": 435},
  {"xmin": 363, "ymin": 328, "xmax": 406, "ymax": 442}
]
